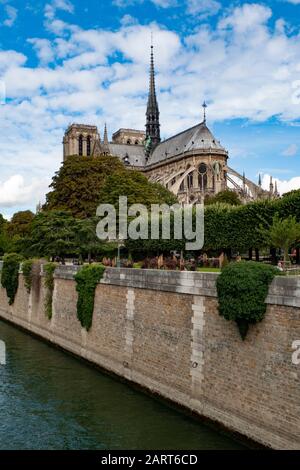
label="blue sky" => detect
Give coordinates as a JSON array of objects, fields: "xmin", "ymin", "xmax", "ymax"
[{"xmin": 1, "ymin": 0, "xmax": 300, "ymax": 217}]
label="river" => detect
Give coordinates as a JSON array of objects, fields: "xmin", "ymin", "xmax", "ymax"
[{"xmin": 0, "ymin": 319, "xmax": 245, "ymax": 450}]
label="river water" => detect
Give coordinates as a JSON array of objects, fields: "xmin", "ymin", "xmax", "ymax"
[{"xmin": 0, "ymin": 319, "xmax": 245, "ymax": 450}]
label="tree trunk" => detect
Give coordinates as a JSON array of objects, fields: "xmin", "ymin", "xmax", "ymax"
[
  {"xmin": 296, "ymin": 247, "xmax": 300, "ymax": 265},
  {"xmin": 270, "ymin": 247, "xmax": 277, "ymax": 265},
  {"xmin": 248, "ymin": 248, "xmax": 253, "ymax": 261},
  {"xmin": 283, "ymin": 244, "xmax": 289, "ymax": 265},
  {"xmin": 255, "ymin": 249, "xmax": 260, "ymax": 262}
]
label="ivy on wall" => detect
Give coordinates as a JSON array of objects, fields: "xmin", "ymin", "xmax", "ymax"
[
  {"xmin": 1, "ymin": 253, "xmax": 23, "ymax": 305},
  {"xmin": 44, "ymin": 263, "xmax": 57, "ymax": 319},
  {"xmin": 75, "ymin": 265, "xmax": 105, "ymax": 331},
  {"xmin": 216, "ymin": 261, "xmax": 278, "ymax": 340},
  {"xmin": 22, "ymin": 259, "xmax": 34, "ymax": 293}
]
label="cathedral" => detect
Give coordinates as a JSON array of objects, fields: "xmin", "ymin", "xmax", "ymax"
[{"xmin": 63, "ymin": 46, "xmax": 278, "ymax": 204}]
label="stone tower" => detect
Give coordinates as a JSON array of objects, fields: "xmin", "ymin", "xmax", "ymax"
[
  {"xmin": 145, "ymin": 44, "xmax": 161, "ymax": 148},
  {"xmin": 63, "ymin": 124, "xmax": 101, "ymax": 161}
]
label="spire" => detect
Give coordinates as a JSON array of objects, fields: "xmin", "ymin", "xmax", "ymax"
[
  {"xmin": 275, "ymin": 180, "xmax": 278, "ymax": 196},
  {"xmin": 202, "ymin": 101, "xmax": 207, "ymax": 124},
  {"xmin": 146, "ymin": 39, "xmax": 160, "ymax": 148},
  {"xmin": 102, "ymin": 123, "xmax": 110, "ymax": 155},
  {"xmin": 103, "ymin": 123, "xmax": 109, "ymax": 145},
  {"xmin": 258, "ymin": 173, "xmax": 262, "ymax": 187},
  {"xmin": 269, "ymin": 176, "xmax": 274, "ymax": 194}
]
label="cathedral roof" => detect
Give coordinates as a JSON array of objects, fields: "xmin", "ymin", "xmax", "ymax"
[
  {"xmin": 109, "ymin": 143, "xmax": 146, "ymax": 167},
  {"xmin": 147, "ymin": 121, "xmax": 226, "ymax": 166}
]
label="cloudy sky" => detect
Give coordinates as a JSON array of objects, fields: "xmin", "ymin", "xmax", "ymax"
[{"xmin": 1, "ymin": 0, "xmax": 300, "ymax": 218}]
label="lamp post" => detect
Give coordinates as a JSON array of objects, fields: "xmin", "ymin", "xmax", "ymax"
[
  {"xmin": 115, "ymin": 235, "xmax": 125, "ymax": 268},
  {"xmin": 117, "ymin": 241, "xmax": 122, "ymax": 268}
]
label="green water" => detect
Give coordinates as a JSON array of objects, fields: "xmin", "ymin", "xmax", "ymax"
[{"xmin": 0, "ymin": 319, "xmax": 245, "ymax": 450}]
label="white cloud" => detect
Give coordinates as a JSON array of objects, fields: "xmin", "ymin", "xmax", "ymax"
[
  {"xmin": 113, "ymin": 0, "xmax": 177, "ymax": 8},
  {"xmin": 282, "ymin": 144, "xmax": 298, "ymax": 157},
  {"xmin": 186, "ymin": 0, "xmax": 221, "ymax": 17},
  {"xmin": 3, "ymin": 5, "xmax": 18, "ymax": 27},
  {"xmin": 262, "ymin": 174, "xmax": 300, "ymax": 195},
  {"xmin": 45, "ymin": 0, "xmax": 74, "ymax": 20},
  {"xmin": 152, "ymin": 0, "xmax": 177, "ymax": 6},
  {"xmin": 219, "ymin": 4, "xmax": 272, "ymax": 34},
  {"xmin": 27, "ymin": 39, "xmax": 55, "ymax": 65},
  {"xmin": 284, "ymin": 0, "xmax": 300, "ymax": 4},
  {"xmin": 0, "ymin": 175, "xmax": 47, "ymax": 208}
]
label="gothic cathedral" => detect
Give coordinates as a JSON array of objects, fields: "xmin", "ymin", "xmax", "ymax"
[{"xmin": 63, "ymin": 46, "xmax": 277, "ymax": 204}]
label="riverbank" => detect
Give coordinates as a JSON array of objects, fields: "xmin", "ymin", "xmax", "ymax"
[{"xmin": 0, "ymin": 266, "xmax": 299, "ymax": 449}]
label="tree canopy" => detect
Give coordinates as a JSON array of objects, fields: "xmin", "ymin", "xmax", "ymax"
[
  {"xmin": 26, "ymin": 210, "xmax": 78, "ymax": 259},
  {"xmin": 205, "ymin": 190, "xmax": 242, "ymax": 206},
  {"xmin": 0, "ymin": 214, "xmax": 9, "ymax": 256},
  {"xmin": 44, "ymin": 155, "xmax": 124, "ymax": 218},
  {"xmin": 45, "ymin": 155, "xmax": 178, "ymax": 218},
  {"xmin": 6, "ymin": 210, "xmax": 35, "ymax": 238},
  {"xmin": 97, "ymin": 170, "xmax": 178, "ymax": 209},
  {"xmin": 259, "ymin": 214, "xmax": 300, "ymax": 262}
]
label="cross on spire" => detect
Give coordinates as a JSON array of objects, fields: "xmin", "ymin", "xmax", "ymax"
[{"xmin": 202, "ymin": 101, "xmax": 207, "ymax": 123}]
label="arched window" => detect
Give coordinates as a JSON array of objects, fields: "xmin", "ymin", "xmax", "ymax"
[
  {"xmin": 127, "ymin": 139, "xmax": 131, "ymax": 145},
  {"xmin": 135, "ymin": 140, "xmax": 139, "ymax": 145},
  {"xmin": 87, "ymin": 136, "xmax": 91, "ymax": 156},
  {"xmin": 198, "ymin": 163, "xmax": 208, "ymax": 191},
  {"xmin": 78, "ymin": 135, "xmax": 83, "ymax": 156},
  {"xmin": 179, "ymin": 180, "xmax": 185, "ymax": 192},
  {"xmin": 187, "ymin": 173, "xmax": 193, "ymax": 189}
]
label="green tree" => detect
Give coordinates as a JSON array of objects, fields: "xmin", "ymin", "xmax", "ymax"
[
  {"xmin": 0, "ymin": 213, "xmax": 6, "ymax": 231},
  {"xmin": 205, "ymin": 190, "xmax": 241, "ymax": 206},
  {"xmin": 0, "ymin": 214, "xmax": 10, "ymax": 256},
  {"xmin": 260, "ymin": 214, "xmax": 300, "ymax": 263},
  {"xmin": 44, "ymin": 155, "xmax": 124, "ymax": 218},
  {"xmin": 75, "ymin": 217, "xmax": 108, "ymax": 263},
  {"xmin": 27, "ymin": 210, "xmax": 78, "ymax": 260},
  {"xmin": 98, "ymin": 170, "xmax": 178, "ymax": 209},
  {"xmin": 7, "ymin": 211, "xmax": 35, "ymax": 238}
]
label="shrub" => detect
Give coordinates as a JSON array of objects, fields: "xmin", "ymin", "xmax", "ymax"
[
  {"xmin": 216, "ymin": 261, "xmax": 278, "ymax": 340},
  {"xmin": 22, "ymin": 259, "xmax": 34, "ymax": 293},
  {"xmin": 75, "ymin": 264, "xmax": 105, "ymax": 331},
  {"xmin": 1, "ymin": 253, "xmax": 23, "ymax": 305},
  {"xmin": 44, "ymin": 263, "xmax": 57, "ymax": 319}
]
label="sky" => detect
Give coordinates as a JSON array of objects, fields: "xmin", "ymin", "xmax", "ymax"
[{"xmin": 1, "ymin": 0, "xmax": 300, "ymax": 218}]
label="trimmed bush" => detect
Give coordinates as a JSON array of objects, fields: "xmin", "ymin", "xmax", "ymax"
[
  {"xmin": 216, "ymin": 261, "xmax": 278, "ymax": 340},
  {"xmin": 75, "ymin": 265, "xmax": 105, "ymax": 331},
  {"xmin": 1, "ymin": 253, "xmax": 23, "ymax": 305}
]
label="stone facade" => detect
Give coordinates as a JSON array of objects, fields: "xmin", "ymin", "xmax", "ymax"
[
  {"xmin": 0, "ymin": 267, "xmax": 299, "ymax": 449},
  {"xmin": 112, "ymin": 128, "xmax": 145, "ymax": 146},
  {"xmin": 63, "ymin": 124, "xmax": 101, "ymax": 160}
]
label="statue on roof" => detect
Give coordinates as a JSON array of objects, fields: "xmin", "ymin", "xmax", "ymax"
[{"xmin": 144, "ymin": 135, "xmax": 152, "ymax": 154}]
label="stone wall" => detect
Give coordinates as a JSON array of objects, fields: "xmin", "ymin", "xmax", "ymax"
[{"xmin": 0, "ymin": 266, "xmax": 299, "ymax": 449}]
